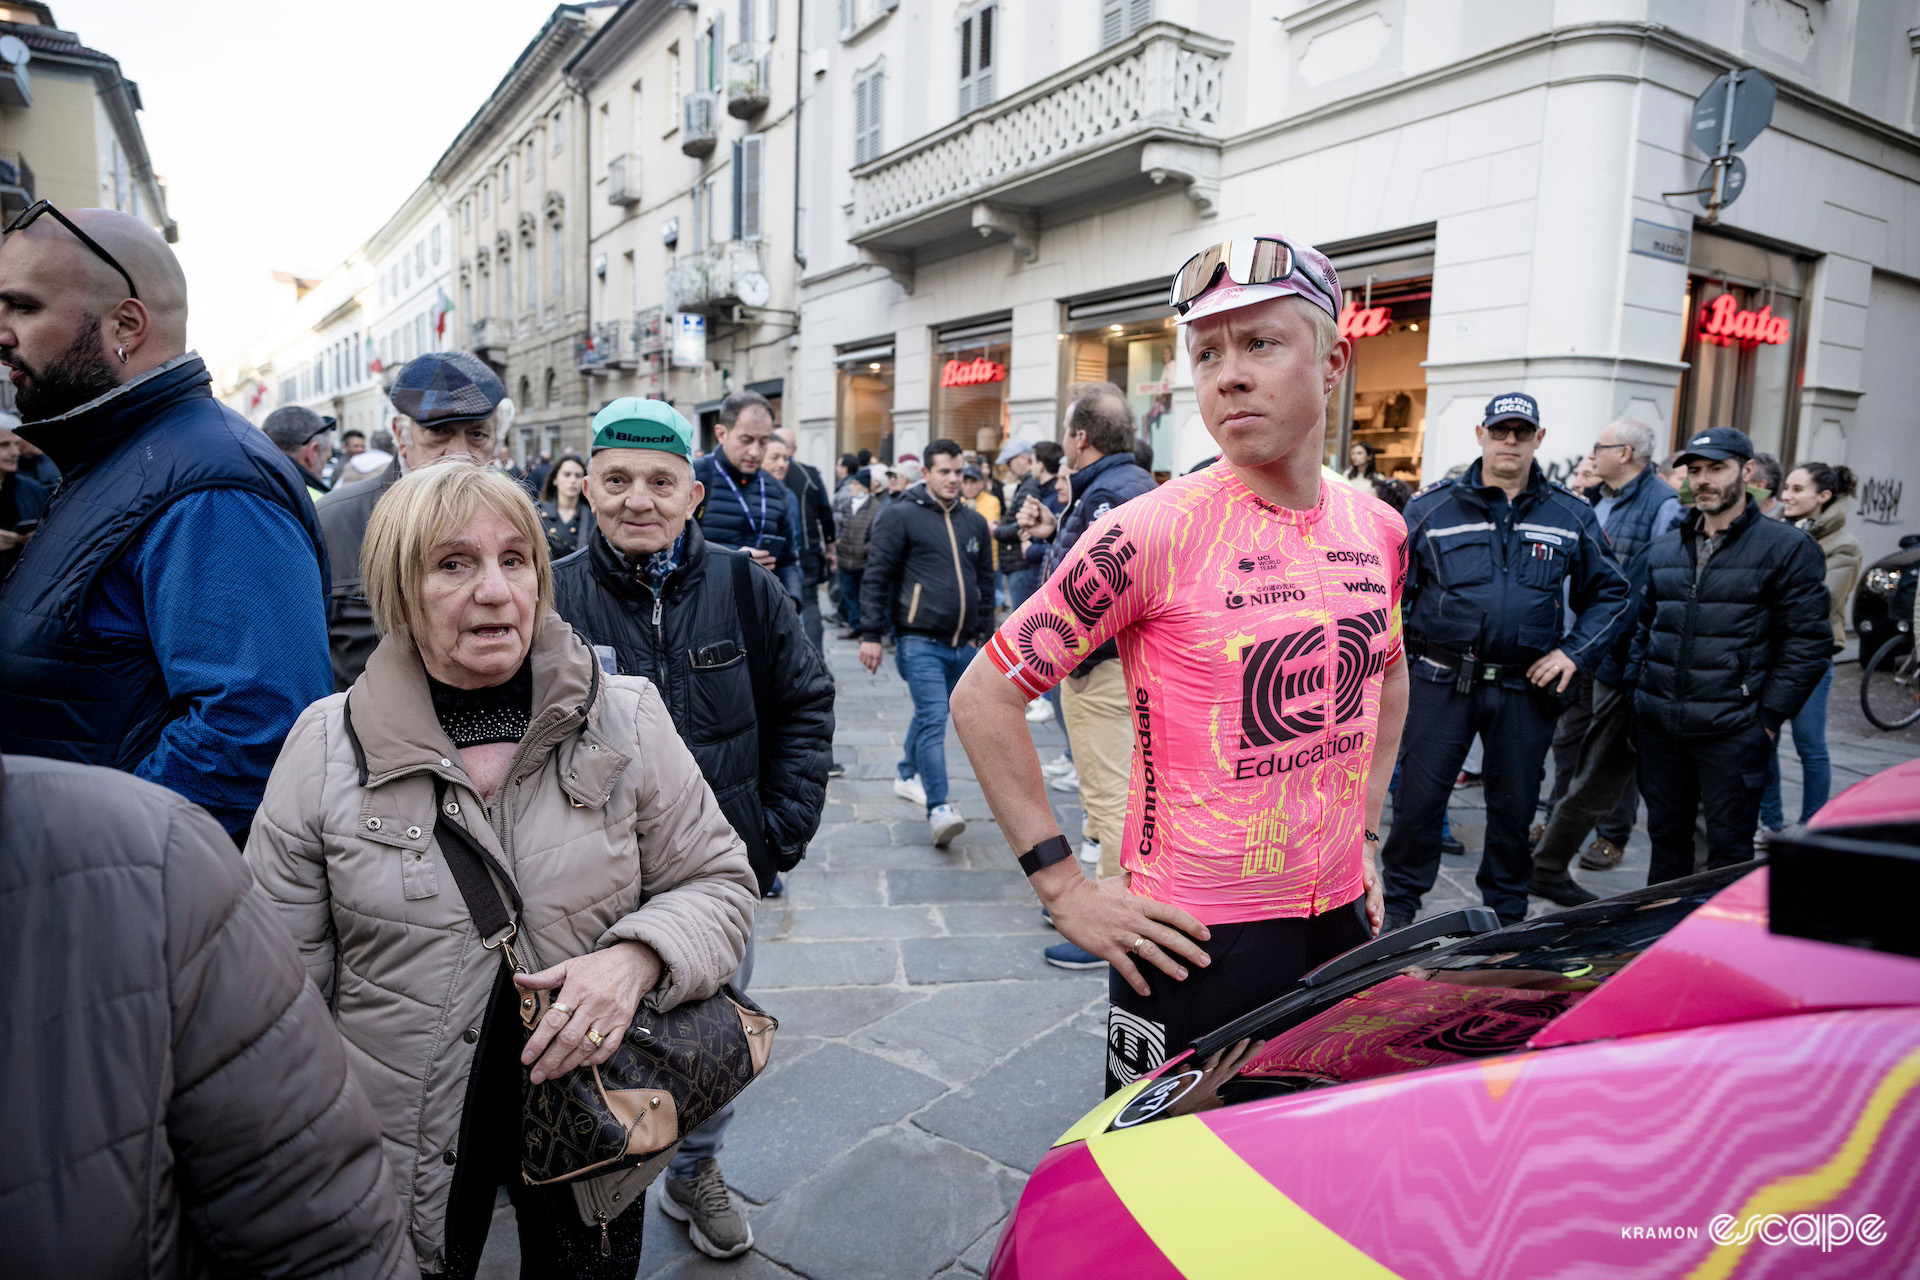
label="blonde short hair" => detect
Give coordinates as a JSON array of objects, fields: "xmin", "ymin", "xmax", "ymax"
[
  {"xmin": 361, "ymin": 460, "xmax": 553, "ymax": 643},
  {"xmin": 1184, "ymin": 293, "xmax": 1340, "ymax": 362}
]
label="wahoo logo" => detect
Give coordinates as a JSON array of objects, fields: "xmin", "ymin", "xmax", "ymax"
[
  {"xmin": 1060, "ymin": 525, "xmax": 1135, "ymax": 631},
  {"xmin": 1238, "ymin": 608, "xmax": 1390, "ymax": 749},
  {"xmin": 1343, "ymin": 579, "xmax": 1386, "ymax": 595}
]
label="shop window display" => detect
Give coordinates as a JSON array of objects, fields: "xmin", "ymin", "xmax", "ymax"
[
  {"xmin": 933, "ymin": 337, "xmax": 1011, "ymax": 457},
  {"xmin": 1060, "ymin": 316, "xmax": 1177, "ymax": 477},
  {"xmin": 1326, "ymin": 278, "xmax": 1431, "ymax": 483},
  {"xmin": 838, "ymin": 358, "xmax": 896, "ymax": 462}
]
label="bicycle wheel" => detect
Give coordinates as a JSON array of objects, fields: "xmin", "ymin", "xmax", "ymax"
[{"xmin": 1860, "ymin": 636, "xmax": 1920, "ymax": 731}]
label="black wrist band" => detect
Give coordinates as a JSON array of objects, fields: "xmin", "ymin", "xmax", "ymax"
[{"xmin": 1018, "ymin": 835, "xmax": 1074, "ymax": 877}]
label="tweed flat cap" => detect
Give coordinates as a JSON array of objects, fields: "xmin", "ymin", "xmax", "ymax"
[{"xmin": 390, "ymin": 352, "xmax": 506, "ymax": 428}]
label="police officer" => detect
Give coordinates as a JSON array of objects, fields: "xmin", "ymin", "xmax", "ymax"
[{"xmin": 1380, "ymin": 392, "xmax": 1631, "ymax": 928}]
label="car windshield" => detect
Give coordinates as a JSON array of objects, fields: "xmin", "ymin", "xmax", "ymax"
[{"xmin": 1198, "ymin": 864, "xmax": 1751, "ymax": 1111}]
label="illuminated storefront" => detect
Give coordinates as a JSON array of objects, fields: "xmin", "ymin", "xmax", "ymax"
[
  {"xmin": 1673, "ymin": 231, "xmax": 1806, "ymax": 461},
  {"xmin": 932, "ymin": 316, "xmax": 1011, "ymax": 456},
  {"xmin": 1324, "ymin": 235, "xmax": 1435, "ymax": 482},
  {"xmin": 1058, "ymin": 283, "xmax": 1178, "ymax": 476},
  {"xmin": 835, "ymin": 340, "xmax": 896, "ymax": 461}
]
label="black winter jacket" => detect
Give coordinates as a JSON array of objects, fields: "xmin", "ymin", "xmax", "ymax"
[
  {"xmin": 1044, "ymin": 451, "xmax": 1158, "ymax": 676},
  {"xmin": 859, "ymin": 483, "xmax": 995, "ymax": 647},
  {"xmin": 1626, "ymin": 501, "xmax": 1832, "ymax": 738},
  {"xmin": 781, "ymin": 459, "xmax": 836, "ymax": 585},
  {"xmin": 694, "ymin": 451, "xmax": 803, "ymax": 603},
  {"xmin": 0, "ymin": 755, "xmax": 413, "ymax": 1279},
  {"xmin": 551, "ymin": 522, "xmax": 834, "ymax": 894}
]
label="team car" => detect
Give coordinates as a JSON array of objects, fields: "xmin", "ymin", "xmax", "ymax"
[{"xmin": 991, "ymin": 760, "xmax": 1920, "ymax": 1279}]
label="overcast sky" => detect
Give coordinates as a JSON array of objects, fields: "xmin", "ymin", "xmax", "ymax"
[{"xmin": 56, "ymin": 0, "xmax": 567, "ymax": 370}]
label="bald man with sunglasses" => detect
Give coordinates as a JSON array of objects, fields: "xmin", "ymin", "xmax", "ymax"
[
  {"xmin": 1378, "ymin": 393, "xmax": 1630, "ymax": 930},
  {"xmin": 0, "ymin": 204, "xmax": 331, "ymax": 839}
]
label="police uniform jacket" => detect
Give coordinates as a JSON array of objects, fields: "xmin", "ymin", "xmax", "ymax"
[{"xmin": 1400, "ymin": 459, "xmax": 1631, "ymax": 685}]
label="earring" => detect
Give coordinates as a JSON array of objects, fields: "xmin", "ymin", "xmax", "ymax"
[{"xmin": 116, "ymin": 346, "xmax": 128, "ymax": 364}]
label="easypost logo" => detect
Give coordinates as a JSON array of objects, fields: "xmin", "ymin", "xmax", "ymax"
[{"xmin": 1705, "ymin": 1213, "xmax": 1887, "ymax": 1252}]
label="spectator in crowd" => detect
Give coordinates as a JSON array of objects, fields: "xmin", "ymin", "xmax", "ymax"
[
  {"xmin": 1380, "ymin": 392, "xmax": 1630, "ymax": 929},
  {"xmin": 247, "ymin": 461, "xmax": 756, "ymax": 1278},
  {"xmin": 315, "ymin": 351, "xmax": 506, "ymax": 690},
  {"xmin": 694, "ymin": 390, "xmax": 802, "ymax": 605},
  {"xmin": 1627, "ymin": 427, "xmax": 1831, "ymax": 884},
  {"xmin": 889, "ymin": 457, "xmax": 921, "ymax": 494},
  {"xmin": 321, "ymin": 425, "xmax": 366, "ymax": 487},
  {"xmin": 262, "ymin": 404, "xmax": 334, "ymax": 502},
  {"xmin": 1568, "ymin": 452, "xmax": 1601, "ymax": 498},
  {"xmin": 1371, "ymin": 475, "xmax": 1411, "ymax": 512},
  {"xmin": 1, "ymin": 754, "xmax": 414, "ymax": 1278},
  {"xmin": 536, "ymin": 451, "xmax": 588, "ymax": 561},
  {"xmin": 0, "ymin": 205, "xmax": 330, "ymax": 839},
  {"xmin": 524, "ymin": 448, "xmax": 552, "ymax": 501},
  {"xmin": 1747, "ymin": 450, "xmax": 1783, "ymax": 516},
  {"xmin": 834, "ymin": 450, "xmax": 857, "ymax": 492},
  {"xmin": 1016, "ymin": 385, "xmax": 1158, "ymax": 971},
  {"xmin": 1131, "ymin": 435, "xmax": 1157, "ymax": 477},
  {"xmin": 0, "ymin": 422, "xmax": 48, "ymax": 577},
  {"xmin": 1345, "ymin": 440, "xmax": 1379, "ymax": 482},
  {"xmin": 335, "ymin": 426, "xmax": 398, "ymax": 488},
  {"xmin": 861, "ymin": 439, "xmax": 995, "ymax": 846},
  {"xmin": 995, "ymin": 440, "xmax": 1060, "ymax": 612},
  {"xmin": 1529, "ymin": 418, "xmax": 1682, "ymax": 902},
  {"xmin": 833, "ymin": 464, "xmax": 886, "ymax": 638},
  {"xmin": 553, "ymin": 400, "xmax": 831, "ymax": 1258},
  {"xmin": 2, "ymin": 408, "xmax": 60, "ymax": 486},
  {"xmin": 1663, "ymin": 451, "xmax": 1691, "ymax": 495},
  {"xmin": 962, "ymin": 464, "xmax": 1003, "ymax": 580},
  {"xmin": 772, "ymin": 425, "xmax": 837, "ymax": 653},
  {"xmin": 1761, "ymin": 461, "xmax": 1862, "ymax": 832}
]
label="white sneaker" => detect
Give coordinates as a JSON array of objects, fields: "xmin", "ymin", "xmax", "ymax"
[
  {"xmin": 929, "ymin": 804, "xmax": 966, "ymax": 847},
  {"xmin": 1078, "ymin": 839, "xmax": 1102, "ymax": 868},
  {"xmin": 1048, "ymin": 764, "xmax": 1080, "ymax": 793},
  {"xmin": 1041, "ymin": 753, "xmax": 1074, "ymax": 778},
  {"xmin": 1025, "ymin": 698, "xmax": 1055, "ymax": 724},
  {"xmin": 893, "ymin": 775, "xmax": 927, "ymax": 807}
]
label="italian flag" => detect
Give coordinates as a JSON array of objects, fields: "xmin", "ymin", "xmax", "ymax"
[
  {"xmin": 434, "ymin": 286, "xmax": 454, "ymax": 337},
  {"xmin": 366, "ymin": 332, "xmax": 382, "ymax": 375}
]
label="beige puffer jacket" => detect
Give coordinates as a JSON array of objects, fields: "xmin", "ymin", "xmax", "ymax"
[
  {"xmin": 246, "ymin": 614, "xmax": 756, "ymax": 1273},
  {"xmin": 1800, "ymin": 503, "xmax": 1864, "ymax": 653}
]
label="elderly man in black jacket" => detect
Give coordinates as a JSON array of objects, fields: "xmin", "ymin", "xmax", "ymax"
[
  {"xmin": 551, "ymin": 397, "xmax": 832, "ymax": 1261},
  {"xmin": 1626, "ymin": 427, "xmax": 1831, "ymax": 884},
  {"xmin": 0, "ymin": 755, "xmax": 413, "ymax": 1278}
]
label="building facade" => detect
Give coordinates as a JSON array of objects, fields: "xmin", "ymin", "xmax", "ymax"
[
  {"xmin": 569, "ymin": 0, "xmax": 802, "ymax": 450},
  {"xmin": 436, "ymin": 4, "xmax": 613, "ymax": 464},
  {"xmin": 365, "ymin": 181, "xmax": 457, "ymax": 438},
  {"xmin": 795, "ymin": 0, "xmax": 1920, "ymax": 569}
]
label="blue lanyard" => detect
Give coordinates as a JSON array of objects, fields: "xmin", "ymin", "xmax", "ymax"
[{"xmin": 714, "ymin": 461, "xmax": 767, "ymax": 541}]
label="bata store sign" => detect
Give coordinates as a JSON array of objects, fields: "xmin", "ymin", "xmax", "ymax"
[
  {"xmin": 1697, "ymin": 293, "xmax": 1790, "ymax": 346},
  {"xmin": 1338, "ymin": 302, "xmax": 1392, "ymax": 339},
  {"xmin": 940, "ymin": 356, "xmax": 1006, "ymax": 387}
]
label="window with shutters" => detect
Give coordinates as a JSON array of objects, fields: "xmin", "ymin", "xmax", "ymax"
[
  {"xmin": 552, "ymin": 224, "xmax": 564, "ymax": 295},
  {"xmin": 838, "ymin": 0, "xmax": 853, "ymax": 38},
  {"xmin": 733, "ymin": 134, "xmax": 765, "ymax": 241},
  {"xmin": 958, "ymin": 5, "xmax": 994, "ymax": 115},
  {"xmin": 1099, "ymin": 0, "xmax": 1153, "ymax": 48},
  {"xmin": 852, "ymin": 68, "xmax": 884, "ymax": 165},
  {"xmin": 738, "ymin": 0, "xmax": 755, "ymax": 48},
  {"xmin": 668, "ymin": 44, "xmax": 681, "ymax": 128},
  {"xmin": 691, "ymin": 182, "xmax": 706, "ymax": 252}
]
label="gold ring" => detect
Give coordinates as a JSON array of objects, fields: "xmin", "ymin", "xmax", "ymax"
[
  {"xmin": 585, "ymin": 1027, "xmax": 605, "ymax": 1048},
  {"xmin": 1132, "ymin": 937, "xmax": 1147, "ymax": 952},
  {"xmin": 550, "ymin": 1002, "xmax": 572, "ymax": 1017}
]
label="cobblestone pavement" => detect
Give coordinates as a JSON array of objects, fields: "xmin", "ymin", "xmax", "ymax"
[{"xmin": 478, "ymin": 635, "xmax": 1920, "ymax": 1280}]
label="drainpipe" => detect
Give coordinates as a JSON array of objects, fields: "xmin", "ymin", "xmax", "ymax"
[
  {"xmin": 573, "ymin": 70, "xmax": 595, "ymax": 448},
  {"xmin": 793, "ymin": 0, "xmax": 807, "ymax": 272}
]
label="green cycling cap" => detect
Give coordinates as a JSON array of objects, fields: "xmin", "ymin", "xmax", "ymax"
[{"xmin": 591, "ymin": 397, "xmax": 694, "ymax": 456}]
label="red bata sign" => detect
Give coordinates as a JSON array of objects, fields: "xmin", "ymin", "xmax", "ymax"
[
  {"xmin": 1697, "ymin": 293, "xmax": 1790, "ymax": 346},
  {"xmin": 1338, "ymin": 302, "xmax": 1392, "ymax": 339},
  {"xmin": 940, "ymin": 356, "xmax": 1006, "ymax": 387}
]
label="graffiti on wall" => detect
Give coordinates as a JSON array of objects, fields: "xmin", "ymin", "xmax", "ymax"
[
  {"xmin": 1859, "ymin": 477, "xmax": 1904, "ymax": 527},
  {"xmin": 1539, "ymin": 455, "xmax": 1587, "ymax": 487}
]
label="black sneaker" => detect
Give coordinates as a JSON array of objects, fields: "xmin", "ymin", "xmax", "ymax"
[
  {"xmin": 826, "ymin": 761, "xmax": 847, "ymax": 778},
  {"xmin": 1529, "ymin": 874, "xmax": 1598, "ymax": 907},
  {"xmin": 1440, "ymin": 835, "xmax": 1467, "ymax": 857}
]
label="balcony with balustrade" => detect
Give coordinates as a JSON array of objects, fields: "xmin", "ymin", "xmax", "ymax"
[
  {"xmin": 576, "ymin": 319, "xmax": 639, "ymax": 373},
  {"xmin": 606, "ymin": 153, "xmax": 639, "ymax": 207},
  {"xmin": 726, "ymin": 47, "xmax": 771, "ymax": 119},
  {"xmin": 666, "ymin": 242, "xmax": 763, "ymax": 316},
  {"xmin": 469, "ymin": 317, "xmax": 510, "ymax": 364},
  {"xmin": 849, "ymin": 22, "xmax": 1228, "ymax": 268},
  {"xmin": 681, "ymin": 94, "xmax": 718, "ymax": 158}
]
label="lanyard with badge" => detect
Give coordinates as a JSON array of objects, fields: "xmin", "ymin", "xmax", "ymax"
[{"xmin": 713, "ymin": 462, "xmax": 767, "ymax": 544}]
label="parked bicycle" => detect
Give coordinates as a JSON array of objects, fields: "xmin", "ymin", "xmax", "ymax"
[{"xmin": 1861, "ymin": 635, "xmax": 1920, "ymax": 732}]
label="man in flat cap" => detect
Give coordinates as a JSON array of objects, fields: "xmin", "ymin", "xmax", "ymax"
[
  {"xmin": 551, "ymin": 398, "xmax": 832, "ymax": 1260},
  {"xmin": 314, "ymin": 350, "xmax": 507, "ymax": 689},
  {"xmin": 0, "ymin": 203, "xmax": 330, "ymax": 839},
  {"xmin": 261, "ymin": 405, "xmax": 334, "ymax": 503}
]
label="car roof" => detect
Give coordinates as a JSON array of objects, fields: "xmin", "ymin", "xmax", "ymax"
[{"xmin": 1807, "ymin": 757, "xmax": 1920, "ymax": 828}]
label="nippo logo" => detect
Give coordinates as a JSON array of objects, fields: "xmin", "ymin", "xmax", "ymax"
[
  {"xmin": 1706, "ymin": 1213, "xmax": 1887, "ymax": 1251},
  {"xmin": 939, "ymin": 357, "xmax": 1006, "ymax": 387}
]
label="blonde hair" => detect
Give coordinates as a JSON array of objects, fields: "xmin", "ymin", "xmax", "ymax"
[
  {"xmin": 1184, "ymin": 293, "xmax": 1340, "ymax": 361},
  {"xmin": 362, "ymin": 460, "xmax": 552, "ymax": 644}
]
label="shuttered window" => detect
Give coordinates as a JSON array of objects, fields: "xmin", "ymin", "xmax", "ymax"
[
  {"xmin": 738, "ymin": 0, "xmax": 755, "ymax": 47},
  {"xmin": 733, "ymin": 134, "xmax": 765, "ymax": 241},
  {"xmin": 839, "ymin": 0, "xmax": 853, "ymax": 37},
  {"xmin": 958, "ymin": 6, "xmax": 994, "ymax": 115},
  {"xmin": 1099, "ymin": 0, "xmax": 1153, "ymax": 48},
  {"xmin": 853, "ymin": 69, "xmax": 884, "ymax": 164}
]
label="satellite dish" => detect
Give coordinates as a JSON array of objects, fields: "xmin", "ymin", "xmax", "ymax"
[{"xmin": 0, "ymin": 35, "xmax": 30, "ymax": 67}]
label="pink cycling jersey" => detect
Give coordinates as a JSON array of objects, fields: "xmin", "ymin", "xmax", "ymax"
[{"xmin": 987, "ymin": 466, "xmax": 1407, "ymax": 925}]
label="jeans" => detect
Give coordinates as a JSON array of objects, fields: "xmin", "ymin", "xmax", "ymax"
[
  {"xmin": 894, "ymin": 634, "xmax": 977, "ymax": 811},
  {"xmin": 666, "ymin": 934, "xmax": 757, "ymax": 1182},
  {"xmin": 1005, "ymin": 566, "xmax": 1036, "ymax": 613},
  {"xmin": 1760, "ymin": 661, "xmax": 1834, "ymax": 829},
  {"xmin": 838, "ymin": 568, "xmax": 863, "ymax": 629},
  {"xmin": 1638, "ymin": 715, "xmax": 1772, "ymax": 886}
]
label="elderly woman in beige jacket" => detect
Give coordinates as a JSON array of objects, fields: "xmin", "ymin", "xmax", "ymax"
[{"xmin": 247, "ymin": 462, "xmax": 755, "ymax": 1279}]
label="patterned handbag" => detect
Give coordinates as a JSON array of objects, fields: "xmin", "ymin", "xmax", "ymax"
[{"xmin": 432, "ymin": 780, "xmax": 776, "ymax": 1185}]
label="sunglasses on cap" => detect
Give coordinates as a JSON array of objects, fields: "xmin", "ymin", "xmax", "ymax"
[
  {"xmin": 3, "ymin": 200, "xmax": 140, "ymax": 301},
  {"xmin": 1483, "ymin": 422, "xmax": 1539, "ymax": 443},
  {"xmin": 1168, "ymin": 237, "xmax": 1337, "ymax": 316}
]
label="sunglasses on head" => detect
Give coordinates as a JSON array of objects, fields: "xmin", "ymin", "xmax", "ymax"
[
  {"xmin": 1483, "ymin": 422, "xmax": 1539, "ymax": 443},
  {"xmin": 1169, "ymin": 237, "xmax": 1338, "ymax": 316},
  {"xmin": 3, "ymin": 200, "xmax": 140, "ymax": 301}
]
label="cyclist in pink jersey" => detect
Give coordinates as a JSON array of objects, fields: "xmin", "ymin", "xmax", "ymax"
[{"xmin": 953, "ymin": 235, "xmax": 1411, "ymax": 1092}]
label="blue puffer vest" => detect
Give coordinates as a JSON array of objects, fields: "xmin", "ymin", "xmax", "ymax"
[
  {"xmin": 0, "ymin": 355, "xmax": 328, "ymax": 767},
  {"xmin": 1592, "ymin": 465, "xmax": 1680, "ymax": 687}
]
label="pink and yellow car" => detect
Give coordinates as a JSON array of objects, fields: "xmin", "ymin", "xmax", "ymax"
[{"xmin": 992, "ymin": 760, "xmax": 1920, "ymax": 1279}]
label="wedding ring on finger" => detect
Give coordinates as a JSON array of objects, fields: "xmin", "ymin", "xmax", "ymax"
[
  {"xmin": 1132, "ymin": 937, "xmax": 1149, "ymax": 953},
  {"xmin": 585, "ymin": 1027, "xmax": 606, "ymax": 1048},
  {"xmin": 550, "ymin": 1002, "xmax": 572, "ymax": 1017}
]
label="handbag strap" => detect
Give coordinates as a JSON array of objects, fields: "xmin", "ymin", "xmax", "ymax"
[
  {"xmin": 431, "ymin": 776, "xmax": 526, "ymax": 963},
  {"xmin": 729, "ymin": 550, "xmax": 775, "ymax": 779}
]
